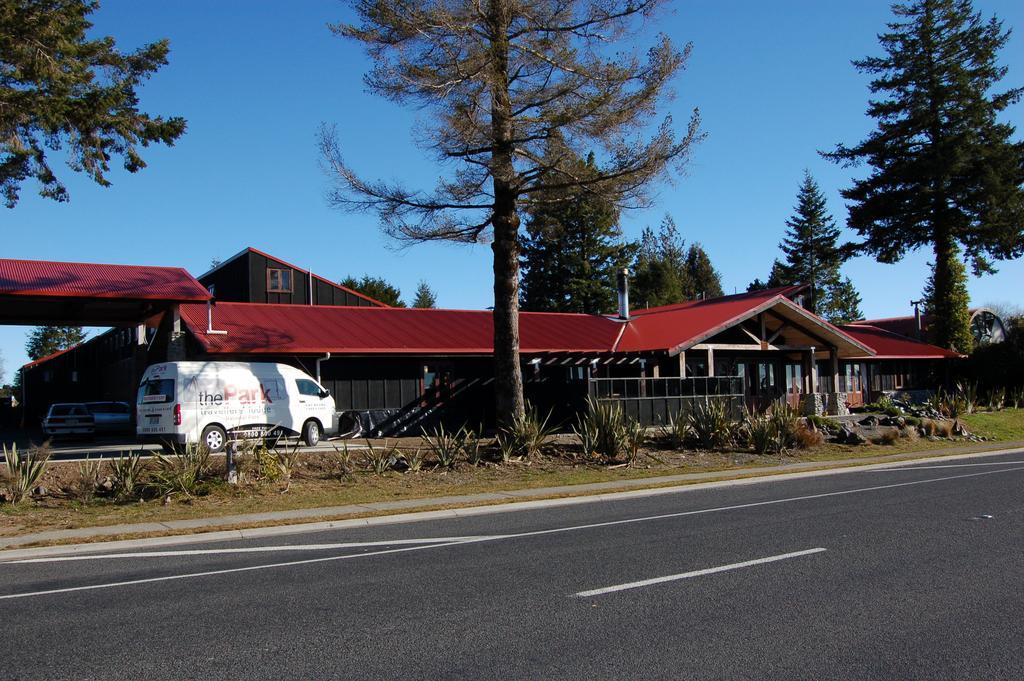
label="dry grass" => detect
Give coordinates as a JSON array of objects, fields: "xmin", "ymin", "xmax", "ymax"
[{"xmin": 2, "ymin": 410, "xmax": 1022, "ymax": 539}]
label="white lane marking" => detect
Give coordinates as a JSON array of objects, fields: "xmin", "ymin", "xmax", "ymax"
[
  {"xmin": 8, "ymin": 537, "xmax": 485, "ymax": 564},
  {"xmin": 572, "ymin": 548, "xmax": 827, "ymax": 598},
  {"xmin": 1, "ymin": 465, "xmax": 1022, "ymax": 600},
  {"xmin": 866, "ymin": 461, "xmax": 1024, "ymax": 471}
]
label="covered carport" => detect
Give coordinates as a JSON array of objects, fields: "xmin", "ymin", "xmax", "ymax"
[{"xmin": 0, "ymin": 257, "xmax": 212, "ymax": 426}]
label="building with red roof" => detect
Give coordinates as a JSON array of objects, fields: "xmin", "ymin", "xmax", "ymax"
[{"xmin": 14, "ymin": 249, "xmax": 963, "ymax": 431}]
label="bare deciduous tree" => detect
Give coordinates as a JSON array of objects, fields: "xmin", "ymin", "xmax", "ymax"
[{"xmin": 322, "ymin": 0, "xmax": 702, "ymax": 424}]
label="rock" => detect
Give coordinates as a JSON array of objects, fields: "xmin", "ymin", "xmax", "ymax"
[
  {"xmin": 98, "ymin": 477, "xmax": 114, "ymax": 493},
  {"xmin": 952, "ymin": 420, "xmax": 969, "ymax": 437},
  {"xmin": 32, "ymin": 485, "xmax": 47, "ymax": 497},
  {"xmin": 859, "ymin": 415, "xmax": 879, "ymax": 427},
  {"xmin": 839, "ymin": 425, "xmax": 866, "ymax": 445},
  {"xmin": 388, "ymin": 454, "xmax": 409, "ymax": 472}
]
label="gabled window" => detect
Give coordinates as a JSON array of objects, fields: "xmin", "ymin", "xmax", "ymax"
[{"xmin": 268, "ymin": 268, "xmax": 293, "ymax": 293}]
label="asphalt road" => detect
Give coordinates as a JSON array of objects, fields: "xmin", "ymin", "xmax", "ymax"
[{"xmin": 2, "ymin": 451, "xmax": 1023, "ymax": 680}]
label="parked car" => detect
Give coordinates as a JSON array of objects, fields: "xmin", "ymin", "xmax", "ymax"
[
  {"xmin": 85, "ymin": 401, "xmax": 133, "ymax": 434},
  {"xmin": 42, "ymin": 403, "xmax": 95, "ymax": 438},
  {"xmin": 136, "ymin": 361, "xmax": 338, "ymax": 452}
]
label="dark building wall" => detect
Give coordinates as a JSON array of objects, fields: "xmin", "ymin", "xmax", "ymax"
[
  {"xmin": 199, "ymin": 250, "xmax": 379, "ymax": 307},
  {"xmin": 198, "ymin": 254, "xmax": 249, "ymax": 302}
]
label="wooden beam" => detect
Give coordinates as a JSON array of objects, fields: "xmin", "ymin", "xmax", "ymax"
[
  {"xmin": 830, "ymin": 347, "xmax": 840, "ymax": 393},
  {"xmin": 679, "ymin": 351, "xmax": 686, "ymax": 378},
  {"xmin": 707, "ymin": 347, "xmax": 715, "ymax": 377},
  {"xmin": 690, "ymin": 343, "xmax": 816, "ymax": 352},
  {"xmin": 767, "ymin": 323, "xmax": 789, "ymax": 345},
  {"xmin": 739, "ymin": 325, "xmax": 761, "ymax": 344}
]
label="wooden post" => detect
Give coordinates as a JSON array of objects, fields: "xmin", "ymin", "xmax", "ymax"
[
  {"xmin": 679, "ymin": 351, "xmax": 687, "ymax": 378},
  {"xmin": 808, "ymin": 348, "xmax": 818, "ymax": 394},
  {"xmin": 830, "ymin": 348, "xmax": 840, "ymax": 394},
  {"xmin": 707, "ymin": 347, "xmax": 715, "ymax": 377}
]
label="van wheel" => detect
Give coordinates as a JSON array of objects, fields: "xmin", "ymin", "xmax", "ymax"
[
  {"xmin": 301, "ymin": 420, "xmax": 322, "ymax": 447},
  {"xmin": 201, "ymin": 424, "xmax": 227, "ymax": 453}
]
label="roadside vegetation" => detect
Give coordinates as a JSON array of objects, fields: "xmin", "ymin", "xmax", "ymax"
[{"xmin": 1, "ymin": 396, "xmax": 1021, "ymax": 538}]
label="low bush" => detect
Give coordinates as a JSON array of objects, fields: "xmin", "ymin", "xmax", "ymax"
[
  {"xmin": 108, "ymin": 451, "xmax": 146, "ymax": 501},
  {"xmin": 870, "ymin": 429, "xmax": 901, "ymax": 446},
  {"xmin": 744, "ymin": 410, "xmax": 784, "ymax": 455},
  {"xmin": 623, "ymin": 419, "xmax": 646, "ymax": 467},
  {"xmin": 921, "ymin": 419, "xmax": 954, "ymax": 438},
  {"xmin": 792, "ymin": 423, "xmax": 825, "ymax": 449},
  {"xmin": 660, "ymin": 410, "xmax": 691, "ymax": 449},
  {"xmin": 403, "ymin": 447, "xmax": 426, "ymax": 472},
  {"xmin": 362, "ymin": 439, "xmax": 397, "ymax": 475},
  {"xmin": 687, "ymin": 399, "xmax": 737, "ymax": 451},
  {"xmin": 150, "ymin": 447, "xmax": 207, "ymax": 500},
  {"xmin": 573, "ymin": 398, "xmax": 627, "ymax": 461},
  {"xmin": 70, "ymin": 456, "xmax": 102, "ymax": 501},
  {"xmin": 496, "ymin": 406, "xmax": 556, "ymax": 461},
  {"xmin": 270, "ymin": 441, "xmax": 302, "ymax": 489},
  {"xmin": 461, "ymin": 427, "xmax": 484, "ymax": 466},
  {"xmin": 1009, "ymin": 386, "xmax": 1024, "ymax": 409},
  {"xmin": 421, "ymin": 424, "xmax": 463, "ymax": 468},
  {"xmin": 804, "ymin": 414, "xmax": 838, "ymax": 433},
  {"xmin": 2, "ymin": 442, "xmax": 50, "ymax": 504}
]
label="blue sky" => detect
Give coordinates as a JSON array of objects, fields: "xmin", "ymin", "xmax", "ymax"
[{"xmin": 2, "ymin": 0, "xmax": 1023, "ymax": 381}]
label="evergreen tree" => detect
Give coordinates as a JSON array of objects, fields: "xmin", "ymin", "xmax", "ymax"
[
  {"xmin": 927, "ymin": 249, "xmax": 974, "ymax": 351},
  {"xmin": 777, "ymin": 172, "xmax": 844, "ymax": 315},
  {"xmin": 325, "ymin": 0, "xmax": 701, "ymax": 425},
  {"xmin": 520, "ymin": 149, "xmax": 632, "ymax": 314},
  {"xmin": 339, "ymin": 275, "xmax": 406, "ymax": 307},
  {"xmin": 631, "ymin": 216, "xmax": 690, "ymax": 308},
  {"xmin": 684, "ymin": 244, "xmax": 723, "ymax": 299},
  {"xmin": 25, "ymin": 326, "xmax": 86, "ymax": 360},
  {"xmin": 747, "ymin": 260, "xmax": 787, "ymax": 292},
  {"xmin": 829, "ymin": 277, "xmax": 864, "ymax": 324},
  {"xmin": 411, "ymin": 281, "xmax": 437, "ymax": 309},
  {"xmin": 825, "ymin": 0, "xmax": 1024, "ymax": 351},
  {"xmin": 1, "ymin": 0, "xmax": 186, "ymax": 207}
]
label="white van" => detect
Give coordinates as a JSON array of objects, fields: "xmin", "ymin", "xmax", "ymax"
[{"xmin": 136, "ymin": 362, "xmax": 337, "ymax": 452}]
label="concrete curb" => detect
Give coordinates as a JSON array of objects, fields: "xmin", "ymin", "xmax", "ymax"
[{"xmin": 1, "ymin": 444, "xmax": 1021, "ymax": 562}]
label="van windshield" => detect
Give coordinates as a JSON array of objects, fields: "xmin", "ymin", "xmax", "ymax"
[{"xmin": 137, "ymin": 378, "xmax": 175, "ymax": 405}]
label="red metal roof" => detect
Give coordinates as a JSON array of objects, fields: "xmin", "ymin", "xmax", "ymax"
[
  {"xmin": 21, "ymin": 344, "xmax": 81, "ymax": 370},
  {"xmin": 838, "ymin": 324, "xmax": 963, "ymax": 359},
  {"xmin": 181, "ymin": 302, "xmax": 623, "ymax": 355},
  {"xmin": 179, "ymin": 291, "xmax": 960, "ymax": 361},
  {"xmin": 0, "ymin": 258, "xmax": 212, "ymax": 302}
]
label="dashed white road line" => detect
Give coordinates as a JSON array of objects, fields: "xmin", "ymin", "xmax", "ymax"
[
  {"xmin": 866, "ymin": 461, "xmax": 1024, "ymax": 471},
  {"xmin": 572, "ymin": 548, "xmax": 828, "ymax": 598}
]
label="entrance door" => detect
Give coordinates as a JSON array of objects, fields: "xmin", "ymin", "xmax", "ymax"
[{"xmin": 740, "ymin": 359, "xmax": 781, "ymax": 411}]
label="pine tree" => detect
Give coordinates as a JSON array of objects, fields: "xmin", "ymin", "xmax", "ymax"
[
  {"xmin": 825, "ymin": 0, "xmax": 1024, "ymax": 351},
  {"xmin": 324, "ymin": 0, "xmax": 702, "ymax": 425},
  {"xmin": 829, "ymin": 277, "xmax": 864, "ymax": 324},
  {"xmin": 928, "ymin": 249, "xmax": 973, "ymax": 352},
  {"xmin": 411, "ymin": 281, "xmax": 437, "ymax": 309},
  {"xmin": 520, "ymin": 149, "xmax": 632, "ymax": 314},
  {"xmin": 1, "ymin": 0, "xmax": 186, "ymax": 207},
  {"xmin": 777, "ymin": 172, "xmax": 844, "ymax": 315},
  {"xmin": 25, "ymin": 326, "xmax": 86, "ymax": 360},
  {"xmin": 631, "ymin": 216, "xmax": 690, "ymax": 309},
  {"xmin": 684, "ymin": 244, "xmax": 723, "ymax": 299},
  {"xmin": 747, "ymin": 260, "xmax": 787, "ymax": 292},
  {"xmin": 339, "ymin": 275, "xmax": 406, "ymax": 308}
]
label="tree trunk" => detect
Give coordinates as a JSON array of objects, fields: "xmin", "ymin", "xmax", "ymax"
[{"xmin": 489, "ymin": 0, "xmax": 525, "ymax": 427}]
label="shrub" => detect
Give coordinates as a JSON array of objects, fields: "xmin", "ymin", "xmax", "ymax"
[
  {"xmin": 623, "ymin": 418, "xmax": 646, "ymax": 467},
  {"xmin": 871, "ymin": 429, "xmax": 901, "ymax": 446},
  {"xmin": 362, "ymin": 439, "xmax": 397, "ymax": 475},
  {"xmin": 744, "ymin": 410, "xmax": 783, "ymax": 455},
  {"xmin": 403, "ymin": 447, "xmax": 426, "ymax": 472},
  {"xmin": 71, "ymin": 456, "xmax": 102, "ymax": 501},
  {"xmin": 954, "ymin": 381, "xmax": 979, "ymax": 415},
  {"xmin": 921, "ymin": 419, "xmax": 954, "ymax": 438},
  {"xmin": 496, "ymin": 406, "xmax": 556, "ymax": 461},
  {"xmin": 1009, "ymin": 386, "xmax": 1024, "ymax": 409},
  {"xmin": 461, "ymin": 427, "xmax": 484, "ymax": 466},
  {"xmin": 792, "ymin": 423, "xmax": 825, "ymax": 449},
  {"xmin": 150, "ymin": 449, "xmax": 206, "ymax": 500},
  {"xmin": 985, "ymin": 387, "xmax": 1006, "ymax": 412},
  {"xmin": 900, "ymin": 425, "xmax": 920, "ymax": 441},
  {"xmin": 109, "ymin": 451, "xmax": 146, "ymax": 501},
  {"xmin": 573, "ymin": 398, "xmax": 626, "ymax": 461},
  {"xmin": 421, "ymin": 425, "xmax": 462, "ymax": 468},
  {"xmin": 270, "ymin": 441, "xmax": 302, "ymax": 489},
  {"xmin": 660, "ymin": 410, "xmax": 691, "ymax": 449},
  {"xmin": 805, "ymin": 414, "xmax": 838, "ymax": 434},
  {"xmin": 330, "ymin": 444, "xmax": 356, "ymax": 480},
  {"xmin": 2, "ymin": 442, "xmax": 50, "ymax": 504},
  {"xmin": 688, "ymin": 398, "xmax": 738, "ymax": 451}
]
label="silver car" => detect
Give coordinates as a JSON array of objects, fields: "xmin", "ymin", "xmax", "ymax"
[
  {"xmin": 85, "ymin": 401, "xmax": 133, "ymax": 434},
  {"xmin": 42, "ymin": 403, "xmax": 95, "ymax": 438}
]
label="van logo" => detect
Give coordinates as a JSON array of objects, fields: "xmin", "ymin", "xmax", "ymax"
[{"xmin": 199, "ymin": 383, "xmax": 275, "ymax": 406}]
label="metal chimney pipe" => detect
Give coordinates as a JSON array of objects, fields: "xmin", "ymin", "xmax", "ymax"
[{"xmin": 617, "ymin": 268, "xmax": 630, "ymax": 320}]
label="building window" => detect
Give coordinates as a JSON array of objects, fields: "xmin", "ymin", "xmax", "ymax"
[{"xmin": 268, "ymin": 268, "xmax": 293, "ymax": 293}]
